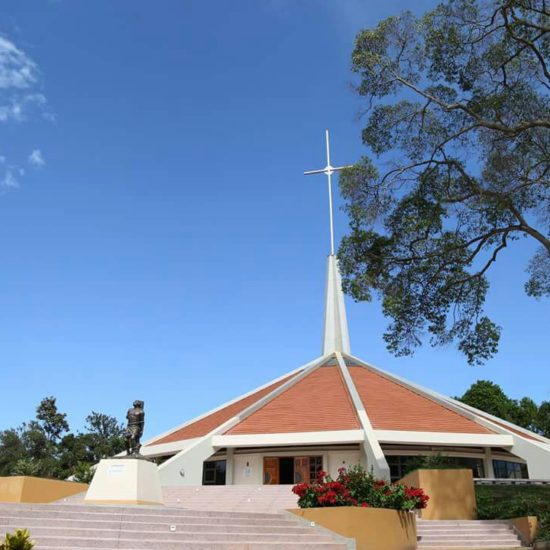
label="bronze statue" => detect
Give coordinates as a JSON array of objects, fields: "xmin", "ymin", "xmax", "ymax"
[{"xmin": 125, "ymin": 400, "xmax": 145, "ymax": 457}]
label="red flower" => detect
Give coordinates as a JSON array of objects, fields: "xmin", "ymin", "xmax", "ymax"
[
  {"xmin": 360, "ymin": 502, "xmax": 369, "ymax": 507},
  {"xmin": 292, "ymin": 483, "xmax": 309, "ymax": 497}
]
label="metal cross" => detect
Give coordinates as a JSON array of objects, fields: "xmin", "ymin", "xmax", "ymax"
[{"xmin": 304, "ymin": 129, "xmax": 352, "ymax": 255}]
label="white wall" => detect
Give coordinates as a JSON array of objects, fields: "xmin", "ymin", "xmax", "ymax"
[
  {"xmin": 233, "ymin": 454, "xmax": 263, "ymax": 485},
  {"xmin": 327, "ymin": 451, "xmax": 361, "ymax": 479}
]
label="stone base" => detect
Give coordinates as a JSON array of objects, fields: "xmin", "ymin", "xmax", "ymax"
[{"xmin": 85, "ymin": 458, "xmax": 163, "ymax": 506}]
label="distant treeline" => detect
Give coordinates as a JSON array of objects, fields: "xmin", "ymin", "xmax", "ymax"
[{"xmin": 0, "ymin": 396, "xmax": 125, "ymax": 483}]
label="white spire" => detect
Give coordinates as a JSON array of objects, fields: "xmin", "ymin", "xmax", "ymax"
[
  {"xmin": 304, "ymin": 129, "xmax": 353, "ymax": 354},
  {"xmin": 304, "ymin": 129, "xmax": 352, "ymax": 255},
  {"xmin": 322, "ymin": 254, "xmax": 351, "ymax": 354}
]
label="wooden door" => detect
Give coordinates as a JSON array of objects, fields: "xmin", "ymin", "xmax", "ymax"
[
  {"xmin": 294, "ymin": 456, "xmax": 310, "ymax": 483},
  {"xmin": 263, "ymin": 457, "xmax": 279, "ymax": 485}
]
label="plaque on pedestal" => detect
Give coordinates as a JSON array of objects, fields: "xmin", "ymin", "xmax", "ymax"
[{"xmin": 84, "ymin": 458, "xmax": 163, "ymax": 506}]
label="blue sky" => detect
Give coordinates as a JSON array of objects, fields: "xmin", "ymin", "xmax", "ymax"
[{"xmin": 0, "ymin": 0, "xmax": 548, "ymax": 440}]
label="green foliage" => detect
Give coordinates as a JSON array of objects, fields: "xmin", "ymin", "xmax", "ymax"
[
  {"xmin": 36, "ymin": 397, "xmax": 68, "ymax": 444},
  {"xmin": 476, "ymin": 485, "xmax": 550, "ymax": 542},
  {"xmin": 537, "ymin": 402, "xmax": 550, "ymax": 439},
  {"xmin": 458, "ymin": 380, "xmax": 550, "ymax": 437},
  {"xmin": 0, "ymin": 430, "xmax": 26, "ymax": 477},
  {"xmin": 403, "ymin": 453, "xmax": 462, "ymax": 475},
  {"xmin": 84, "ymin": 412, "xmax": 125, "ymax": 463},
  {"xmin": 339, "ymin": 0, "xmax": 550, "ymax": 364},
  {"xmin": 0, "ymin": 529, "xmax": 34, "ymax": 550},
  {"xmin": 71, "ymin": 462, "xmax": 95, "ymax": 484},
  {"xmin": 0, "ymin": 397, "xmax": 124, "ymax": 482},
  {"xmin": 11, "ymin": 459, "xmax": 43, "ymax": 477},
  {"xmin": 459, "ymin": 380, "xmax": 517, "ymax": 420}
]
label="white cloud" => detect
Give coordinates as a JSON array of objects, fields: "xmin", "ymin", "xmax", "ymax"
[
  {"xmin": 0, "ymin": 36, "xmax": 37, "ymax": 89},
  {"xmin": 0, "ymin": 36, "xmax": 50, "ymax": 193},
  {"xmin": 28, "ymin": 148, "xmax": 45, "ymax": 167},
  {"xmin": 0, "ymin": 35, "xmax": 47, "ymax": 123},
  {"xmin": 1, "ymin": 167, "xmax": 20, "ymax": 189}
]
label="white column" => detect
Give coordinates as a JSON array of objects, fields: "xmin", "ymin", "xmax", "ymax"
[
  {"xmin": 226, "ymin": 448, "xmax": 234, "ymax": 485},
  {"xmin": 484, "ymin": 448, "xmax": 495, "ymax": 478}
]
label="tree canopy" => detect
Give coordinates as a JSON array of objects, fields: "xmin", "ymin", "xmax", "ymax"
[
  {"xmin": 0, "ymin": 397, "xmax": 125, "ymax": 482},
  {"xmin": 458, "ymin": 379, "xmax": 550, "ymax": 436},
  {"xmin": 339, "ymin": 0, "xmax": 550, "ymax": 364}
]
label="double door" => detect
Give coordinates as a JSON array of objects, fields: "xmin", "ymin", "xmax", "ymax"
[{"xmin": 263, "ymin": 456, "xmax": 312, "ymax": 485}]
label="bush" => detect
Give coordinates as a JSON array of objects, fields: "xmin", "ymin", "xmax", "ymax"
[
  {"xmin": 476, "ymin": 485, "xmax": 550, "ymax": 542},
  {"xmin": 0, "ymin": 529, "xmax": 34, "ymax": 550},
  {"xmin": 71, "ymin": 462, "xmax": 95, "ymax": 484},
  {"xmin": 292, "ymin": 465, "xmax": 429, "ymax": 511}
]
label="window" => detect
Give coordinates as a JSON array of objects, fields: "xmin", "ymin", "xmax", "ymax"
[
  {"xmin": 202, "ymin": 460, "xmax": 226, "ymax": 485},
  {"xmin": 492, "ymin": 460, "xmax": 528, "ymax": 479},
  {"xmin": 386, "ymin": 455, "xmax": 485, "ymax": 482},
  {"xmin": 309, "ymin": 456, "xmax": 323, "ymax": 482},
  {"xmin": 387, "ymin": 456, "xmax": 419, "ymax": 482},
  {"xmin": 449, "ymin": 457, "xmax": 485, "ymax": 478}
]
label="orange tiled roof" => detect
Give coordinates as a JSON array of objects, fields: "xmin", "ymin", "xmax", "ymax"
[
  {"xmin": 225, "ymin": 366, "xmax": 360, "ymax": 434},
  {"xmin": 150, "ymin": 374, "xmax": 296, "ymax": 445},
  {"xmin": 349, "ymin": 366, "xmax": 493, "ymax": 434}
]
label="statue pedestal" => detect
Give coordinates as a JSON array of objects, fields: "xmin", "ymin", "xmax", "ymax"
[{"xmin": 84, "ymin": 458, "xmax": 163, "ymax": 506}]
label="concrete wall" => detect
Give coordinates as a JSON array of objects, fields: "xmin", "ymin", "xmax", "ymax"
[
  {"xmin": 158, "ymin": 436, "xmax": 215, "ymax": 486},
  {"xmin": 0, "ymin": 476, "xmax": 87, "ymax": 503},
  {"xmin": 233, "ymin": 454, "xmax": 263, "ymax": 485},
  {"xmin": 399, "ymin": 469, "xmax": 476, "ymax": 520},
  {"xmin": 327, "ymin": 451, "xmax": 361, "ymax": 479},
  {"xmin": 290, "ymin": 507, "xmax": 417, "ymax": 550}
]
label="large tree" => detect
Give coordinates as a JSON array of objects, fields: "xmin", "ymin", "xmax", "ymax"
[{"xmin": 339, "ymin": 0, "xmax": 550, "ymax": 364}]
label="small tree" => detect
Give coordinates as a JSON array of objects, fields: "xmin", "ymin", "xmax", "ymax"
[{"xmin": 35, "ymin": 397, "xmax": 69, "ymax": 445}]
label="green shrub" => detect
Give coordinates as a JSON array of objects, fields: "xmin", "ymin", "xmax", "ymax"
[
  {"xmin": 0, "ymin": 528, "xmax": 34, "ymax": 550},
  {"xmin": 476, "ymin": 485, "xmax": 550, "ymax": 542},
  {"xmin": 71, "ymin": 462, "xmax": 95, "ymax": 484}
]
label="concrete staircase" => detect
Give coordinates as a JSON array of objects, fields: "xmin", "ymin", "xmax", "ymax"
[
  {"xmin": 163, "ymin": 485, "xmax": 299, "ymax": 514},
  {"xmin": 59, "ymin": 485, "xmax": 299, "ymax": 515},
  {"xmin": 417, "ymin": 519, "xmax": 526, "ymax": 549},
  {"xmin": 0, "ymin": 502, "xmax": 348, "ymax": 549}
]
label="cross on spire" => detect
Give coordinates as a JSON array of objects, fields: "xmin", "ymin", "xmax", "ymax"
[{"xmin": 304, "ymin": 129, "xmax": 352, "ymax": 255}]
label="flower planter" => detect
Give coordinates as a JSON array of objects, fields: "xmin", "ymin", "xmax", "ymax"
[{"xmin": 289, "ymin": 506, "xmax": 417, "ymax": 550}]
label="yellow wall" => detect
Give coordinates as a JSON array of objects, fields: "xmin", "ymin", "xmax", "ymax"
[
  {"xmin": 399, "ymin": 469, "xmax": 476, "ymax": 520},
  {"xmin": 511, "ymin": 516, "xmax": 539, "ymax": 545},
  {"xmin": 289, "ymin": 507, "xmax": 417, "ymax": 550},
  {"xmin": 0, "ymin": 476, "xmax": 87, "ymax": 503}
]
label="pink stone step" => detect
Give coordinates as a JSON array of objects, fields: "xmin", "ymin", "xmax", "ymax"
[
  {"xmin": 0, "ymin": 515, "xmax": 312, "ymax": 534},
  {"xmin": 31, "ymin": 538, "xmax": 346, "ymax": 550},
  {"xmin": 417, "ymin": 520, "xmax": 525, "ymax": 548},
  {"xmin": 0, "ymin": 502, "xmax": 348, "ymax": 550},
  {"xmin": 0, "ymin": 525, "xmax": 337, "ymax": 544}
]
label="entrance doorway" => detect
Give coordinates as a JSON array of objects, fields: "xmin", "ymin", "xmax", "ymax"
[
  {"xmin": 263, "ymin": 456, "xmax": 323, "ymax": 485},
  {"xmin": 279, "ymin": 457, "xmax": 294, "ymax": 484}
]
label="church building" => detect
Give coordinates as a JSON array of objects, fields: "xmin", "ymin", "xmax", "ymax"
[{"xmin": 141, "ymin": 133, "xmax": 550, "ymax": 488}]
